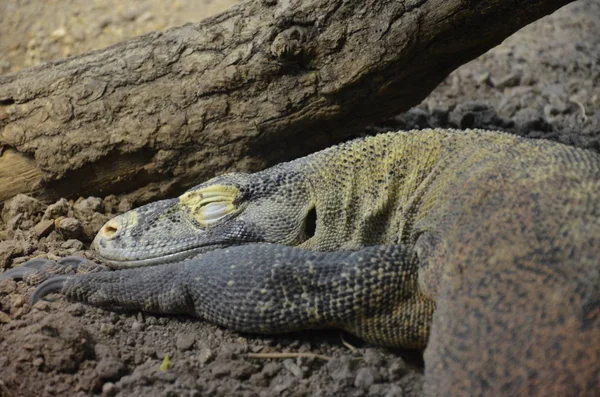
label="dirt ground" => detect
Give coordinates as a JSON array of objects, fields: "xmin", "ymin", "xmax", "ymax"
[{"xmin": 0, "ymin": 1, "xmax": 598, "ymax": 396}]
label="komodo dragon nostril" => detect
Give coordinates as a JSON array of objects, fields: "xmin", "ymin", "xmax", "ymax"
[{"xmin": 101, "ymin": 222, "xmax": 119, "ymax": 238}]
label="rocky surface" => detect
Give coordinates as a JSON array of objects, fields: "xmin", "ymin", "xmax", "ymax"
[{"xmin": 1, "ymin": 1, "xmax": 598, "ymax": 396}]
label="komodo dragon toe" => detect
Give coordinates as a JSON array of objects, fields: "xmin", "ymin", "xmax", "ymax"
[
  {"xmin": 3, "ymin": 129, "xmax": 599, "ymax": 396},
  {"xmin": 0, "ymin": 256, "xmax": 107, "ymax": 285}
]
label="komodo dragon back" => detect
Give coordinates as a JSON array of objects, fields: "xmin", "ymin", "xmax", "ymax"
[{"xmin": 3, "ymin": 129, "xmax": 599, "ymax": 396}]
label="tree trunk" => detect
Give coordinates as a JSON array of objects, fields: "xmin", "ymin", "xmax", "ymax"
[{"xmin": 0, "ymin": 0, "xmax": 573, "ymax": 203}]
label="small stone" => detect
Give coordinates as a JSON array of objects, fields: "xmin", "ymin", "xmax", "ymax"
[
  {"xmin": 102, "ymin": 382, "xmax": 117, "ymax": 397},
  {"xmin": 96, "ymin": 358, "xmax": 126, "ymax": 381},
  {"xmin": 0, "ymin": 310, "xmax": 11, "ymax": 323},
  {"xmin": 121, "ymin": 7, "xmax": 142, "ymax": 21},
  {"xmin": 94, "ymin": 344, "xmax": 113, "ymax": 361},
  {"xmin": 273, "ymin": 377, "xmax": 296, "ymax": 393},
  {"xmin": 473, "ymin": 71, "xmax": 491, "ymax": 85},
  {"xmin": 131, "ymin": 321, "xmax": 145, "ymax": 332},
  {"xmin": 50, "ymin": 26, "xmax": 68, "ymax": 40},
  {"xmin": 138, "ymin": 11, "xmax": 154, "ymax": 23},
  {"xmin": 387, "ymin": 357, "xmax": 408, "ymax": 381},
  {"xmin": 363, "ymin": 348, "xmax": 385, "ymax": 366},
  {"xmin": 61, "ymin": 239, "xmax": 85, "ymax": 251},
  {"xmin": 33, "ymin": 357, "xmax": 44, "ymax": 368},
  {"xmin": 328, "ymin": 355, "xmax": 355, "ymax": 385},
  {"xmin": 108, "ymin": 313, "xmax": 119, "ymax": 324},
  {"xmin": 220, "ymin": 342, "xmax": 246, "ymax": 359},
  {"xmin": 384, "ymin": 384, "xmax": 404, "ymax": 397},
  {"xmin": 230, "ymin": 361, "xmax": 258, "ymax": 380},
  {"xmin": 83, "ymin": 212, "xmax": 109, "ymax": 239},
  {"xmin": 43, "ymin": 199, "xmax": 70, "ymax": 220},
  {"xmin": 248, "ymin": 372, "xmax": 269, "ymax": 387},
  {"xmin": 57, "ymin": 218, "xmax": 83, "ymax": 239},
  {"xmin": 1, "ymin": 194, "xmax": 46, "ymax": 224},
  {"xmin": 67, "ymin": 303, "xmax": 86, "ymax": 317},
  {"xmin": 0, "ymin": 279, "xmax": 17, "ymax": 294},
  {"xmin": 12, "ymin": 295, "xmax": 26, "ymax": 308},
  {"xmin": 175, "ymin": 333, "xmax": 196, "ymax": 351},
  {"xmin": 368, "ymin": 384, "xmax": 389, "ymax": 396},
  {"xmin": 0, "ymin": 60, "xmax": 11, "ymax": 73},
  {"xmin": 0, "ymin": 240, "xmax": 25, "ymax": 268},
  {"xmin": 210, "ymin": 361, "xmax": 231, "ymax": 378},
  {"xmin": 7, "ymin": 214, "xmax": 23, "ymax": 230},
  {"xmin": 0, "ymin": 229, "xmax": 15, "ymax": 240},
  {"xmin": 100, "ymin": 323, "xmax": 115, "ymax": 336},
  {"xmin": 354, "ymin": 367, "xmax": 380, "ymax": 390},
  {"xmin": 103, "ymin": 195, "xmax": 119, "ymax": 214},
  {"xmin": 198, "ymin": 347, "xmax": 215, "ymax": 365},
  {"xmin": 262, "ymin": 361, "xmax": 282, "ymax": 377},
  {"xmin": 73, "ymin": 197, "xmax": 104, "ymax": 220},
  {"xmin": 491, "ymin": 71, "xmax": 521, "ymax": 89},
  {"xmin": 33, "ymin": 219, "xmax": 55, "ymax": 237},
  {"xmin": 283, "ymin": 359, "xmax": 304, "ymax": 378},
  {"xmin": 117, "ymin": 199, "xmax": 133, "ymax": 213}
]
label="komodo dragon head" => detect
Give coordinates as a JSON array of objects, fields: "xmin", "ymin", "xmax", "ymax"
[{"xmin": 92, "ymin": 164, "xmax": 317, "ymax": 268}]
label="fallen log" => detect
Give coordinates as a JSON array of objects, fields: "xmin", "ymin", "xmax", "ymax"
[{"xmin": 0, "ymin": 0, "xmax": 574, "ymax": 202}]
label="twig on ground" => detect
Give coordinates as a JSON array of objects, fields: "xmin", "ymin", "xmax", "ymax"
[{"xmin": 247, "ymin": 352, "xmax": 332, "ymax": 361}]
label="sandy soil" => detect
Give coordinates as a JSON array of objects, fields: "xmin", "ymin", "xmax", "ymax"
[{"xmin": 0, "ymin": 1, "xmax": 598, "ymax": 396}]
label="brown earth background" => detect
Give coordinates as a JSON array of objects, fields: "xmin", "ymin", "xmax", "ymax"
[{"xmin": 0, "ymin": 1, "xmax": 598, "ymax": 396}]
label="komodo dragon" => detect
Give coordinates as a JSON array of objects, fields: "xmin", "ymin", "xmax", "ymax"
[{"xmin": 2, "ymin": 129, "xmax": 599, "ymax": 395}]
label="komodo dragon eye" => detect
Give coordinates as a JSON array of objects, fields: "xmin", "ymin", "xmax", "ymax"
[{"xmin": 179, "ymin": 185, "xmax": 241, "ymax": 227}]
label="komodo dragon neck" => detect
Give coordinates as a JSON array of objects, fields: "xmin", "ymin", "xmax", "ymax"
[{"xmin": 296, "ymin": 131, "xmax": 457, "ymax": 252}]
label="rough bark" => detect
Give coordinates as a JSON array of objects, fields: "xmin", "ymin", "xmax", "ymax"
[{"xmin": 0, "ymin": 0, "xmax": 574, "ymax": 203}]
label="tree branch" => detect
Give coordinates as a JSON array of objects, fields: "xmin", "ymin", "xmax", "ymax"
[{"xmin": 0, "ymin": 0, "xmax": 574, "ymax": 202}]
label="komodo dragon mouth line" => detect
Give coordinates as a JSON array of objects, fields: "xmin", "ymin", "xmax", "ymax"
[{"xmin": 94, "ymin": 241, "xmax": 255, "ymax": 268}]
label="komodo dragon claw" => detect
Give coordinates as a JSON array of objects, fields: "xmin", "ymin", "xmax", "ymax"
[
  {"xmin": 0, "ymin": 257, "xmax": 57, "ymax": 281},
  {"xmin": 30, "ymin": 276, "xmax": 69, "ymax": 304}
]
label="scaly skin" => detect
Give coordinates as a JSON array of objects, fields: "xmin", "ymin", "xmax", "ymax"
[{"xmin": 2, "ymin": 129, "xmax": 599, "ymax": 395}]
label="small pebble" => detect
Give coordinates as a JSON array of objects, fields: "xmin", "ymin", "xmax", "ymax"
[
  {"xmin": 102, "ymin": 382, "xmax": 117, "ymax": 397},
  {"xmin": 117, "ymin": 199, "xmax": 133, "ymax": 213},
  {"xmin": 198, "ymin": 347, "xmax": 215, "ymax": 365},
  {"xmin": 388, "ymin": 357, "xmax": 408, "ymax": 381},
  {"xmin": 12, "ymin": 295, "xmax": 26, "ymax": 308},
  {"xmin": 262, "ymin": 361, "xmax": 282, "ymax": 377},
  {"xmin": 363, "ymin": 348, "xmax": 385, "ymax": 366},
  {"xmin": 0, "ymin": 310, "xmax": 11, "ymax": 324},
  {"xmin": 131, "ymin": 321, "xmax": 145, "ymax": 332},
  {"xmin": 354, "ymin": 367, "xmax": 380, "ymax": 390},
  {"xmin": 57, "ymin": 218, "xmax": 83, "ymax": 239},
  {"xmin": 43, "ymin": 199, "xmax": 70, "ymax": 220},
  {"xmin": 230, "ymin": 361, "xmax": 258, "ymax": 380},
  {"xmin": 100, "ymin": 323, "xmax": 115, "ymax": 336},
  {"xmin": 33, "ymin": 219, "xmax": 55, "ymax": 237},
  {"xmin": 175, "ymin": 333, "xmax": 196, "ymax": 351},
  {"xmin": 491, "ymin": 71, "xmax": 521, "ymax": 89},
  {"xmin": 33, "ymin": 357, "xmax": 44, "ymax": 368},
  {"xmin": 73, "ymin": 197, "xmax": 104, "ymax": 219},
  {"xmin": 283, "ymin": 358, "xmax": 304, "ymax": 378},
  {"xmin": 67, "ymin": 303, "xmax": 85, "ymax": 317}
]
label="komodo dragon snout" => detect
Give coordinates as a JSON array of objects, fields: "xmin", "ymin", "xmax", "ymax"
[{"xmin": 92, "ymin": 169, "xmax": 316, "ymax": 268}]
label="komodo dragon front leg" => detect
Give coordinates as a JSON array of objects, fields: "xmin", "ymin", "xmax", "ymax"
[{"xmin": 32, "ymin": 244, "xmax": 434, "ymax": 348}]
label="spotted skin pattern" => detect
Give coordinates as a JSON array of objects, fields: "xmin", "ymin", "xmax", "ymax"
[{"xmin": 4, "ymin": 129, "xmax": 599, "ymax": 396}]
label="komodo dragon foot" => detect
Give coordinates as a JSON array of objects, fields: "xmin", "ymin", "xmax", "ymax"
[{"xmin": 0, "ymin": 256, "xmax": 108, "ymax": 286}]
